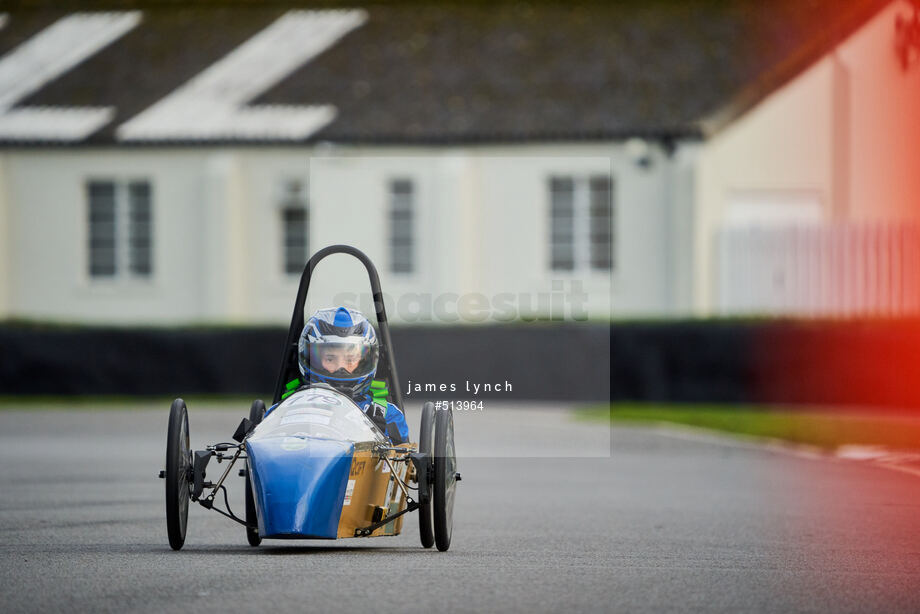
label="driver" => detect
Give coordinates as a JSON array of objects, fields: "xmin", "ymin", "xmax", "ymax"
[{"xmin": 297, "ymin": 306, "xmax": 409, "ymax": 444}]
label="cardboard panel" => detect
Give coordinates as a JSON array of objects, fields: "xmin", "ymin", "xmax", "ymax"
[{"xmin": 337, "ymin": 444, "xmax": 416, "ymax": 538}]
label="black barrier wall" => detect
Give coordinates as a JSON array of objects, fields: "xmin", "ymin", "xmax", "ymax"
[
  {"xmin": 0, "ymin": 322, "xmax": 758, "ymax": 402},
  {"xmin": 0, "ymin": 326, "xmax": 282, "ymax": 396},
  {"xmin": 609, "ymin": 322, "xmax": 758, "ymax": 403},
  {"xmin": 0, "ymin": 323, "xmax": 612, "ymax": 400},
  {"xmin": 8, "ymin": 320, "xmax": 920, "ymax": 406}
]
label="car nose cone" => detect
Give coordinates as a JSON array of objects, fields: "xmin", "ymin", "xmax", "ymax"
[{"xmin": 246, "ymin": 437, "xmax": 354, "ymax": 539}]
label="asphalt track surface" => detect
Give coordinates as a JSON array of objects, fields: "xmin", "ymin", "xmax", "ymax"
[{"xmin": 1, "ymin": 401, "xmax": 919, "ymax": 613}]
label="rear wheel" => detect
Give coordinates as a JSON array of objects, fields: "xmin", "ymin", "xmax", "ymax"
[
  {"xmin": 165, "ymin": 399, "xmax": 191, "ymax": 551},
  {"xmin": 417, "ymin": 402, "xmax": 436, "ymax": 548},
  {"xmin": 245, "ymin": 399, "xmax": 265, "ymax": 547},
  {"xmin": 433, "ymin": 406, "xmax": 457, "ymax": 552}
]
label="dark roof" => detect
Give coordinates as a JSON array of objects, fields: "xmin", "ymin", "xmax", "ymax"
[{"xmin": 0, "ymin": 0, "xmax": 892, "ymax": 145}]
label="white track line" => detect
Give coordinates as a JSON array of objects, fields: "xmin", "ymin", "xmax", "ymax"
[
  {"xmin": 641, "ymin": 421, "xmax": 920, "ymax": 478},
  {"xmin": 874, "ymin": 461, "xmax": 920, "ymax": 479}
]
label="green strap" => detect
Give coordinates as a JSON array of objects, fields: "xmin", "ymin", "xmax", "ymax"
[
  {"xmin": 281, "ymin": 378, "xmax": 301, "ymax": 401},
  {"xmin": 282, "ymin": 378, "xmax": 388, "ymax": 403},
  {"xmin": 370, "ymin": 379, "xmax": 389, "ymax": 406}
]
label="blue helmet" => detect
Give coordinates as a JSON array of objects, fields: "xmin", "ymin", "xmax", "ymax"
[{"xmin": 298, "ymin": 307, "xmax": 379, "ymax": 397}]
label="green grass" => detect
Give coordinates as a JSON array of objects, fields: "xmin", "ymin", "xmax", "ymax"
[{"xmin": 578, "ymin": 403, "xmax": 920, "ymax": 450}]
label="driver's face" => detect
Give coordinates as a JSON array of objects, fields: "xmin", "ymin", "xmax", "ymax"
[{"xmin": 320, "ymin": 346, "xmax": 361, "ymax": 374}]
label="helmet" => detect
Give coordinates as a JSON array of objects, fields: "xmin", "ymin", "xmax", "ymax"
[{"xmin": 298, "ymin": 306, "xmax": 379, "ymax": 397}]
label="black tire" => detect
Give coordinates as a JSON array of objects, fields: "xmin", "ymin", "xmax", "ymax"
[
  {"xmin": 417, "ymin": 402, "xmax": 436, "ymax": 548},
  {"xmin": 433, "ymin": 406, "xmax": 457, "ymax": 552},
  {"xmin": 165, "ymin": 399, "xmax": 191, "ymax": 551},
  {"xmin": 245, "ymin": 399, "xmax": 265, "ymax": 547}
]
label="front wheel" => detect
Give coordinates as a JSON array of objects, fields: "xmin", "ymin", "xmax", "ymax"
[
  {"xmin": 165, "ymin": 399, "xmax": 191, "ymax": 550},
  {"xmin": 417, "ymin": 402, "xmax": 436, "ymax": 548},
  {"xmin": 245, "ymin": 399, "xmax": 265, "ymax": 547},
  {"xmin": 433, "ymin": 406, "xmax": 457, "ymax": 552}
]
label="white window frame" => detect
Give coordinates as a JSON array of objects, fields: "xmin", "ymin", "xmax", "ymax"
[
  {"xmin": 86, "ymin": 178, "xmax": 153, "ymax": 281},
  {"xmin": 548, "ymin": 174, "xmax": 614, "ymax": 272}
]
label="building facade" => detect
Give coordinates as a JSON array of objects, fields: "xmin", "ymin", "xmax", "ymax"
[
  {"xmin": 1, "ymin": 144, "xmax": 683, "ymax": 323},
  {"xmin": 0, "ymin": 1, "xmax": 915, "ymax": 324}
]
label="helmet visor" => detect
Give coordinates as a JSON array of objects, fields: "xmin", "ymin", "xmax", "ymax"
[{"xmin": 305, "ymin": 335, "xmax": 378, "ymax": 381}]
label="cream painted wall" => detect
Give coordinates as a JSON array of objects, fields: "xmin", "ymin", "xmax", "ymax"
[
  {"xmin": 5, "ymin": 150, "xmax": 211, "ymax": 323},
  {"xmin": 243, "ymin": 150, "xmax": 446, "ymax": 325},
  {"xmin": 471, "ymin": 153, "xmax": 614, "ymax": 320},
  {"xmin": 695, "ymin": 59, "xmax": 834, "ymax": 313},
  {"xmin": 840, "ymin": 0, "xmax": 920, "ymax": 221},
  {"xmin": 694, "ymin": 0, "xmax": 919, "ymax": 313},
  {"xmin": 222, "ymin": 144, "xmax": 668, "ymax": 324},
  {"xmin": 202, "ymin": 153, "xmax": 244, "ymax": 321},
  {"xmin": 0, "ymin": 142, "xmax": 678, "ymax": 324},
  {"xmin": 260, "ymin": 146, "xmax": 642, "ymax": 324}
]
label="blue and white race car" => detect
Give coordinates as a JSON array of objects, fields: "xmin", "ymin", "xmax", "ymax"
[{"xmin": 161, "ymin": 245, "xmax": 459, "ymax": 551}]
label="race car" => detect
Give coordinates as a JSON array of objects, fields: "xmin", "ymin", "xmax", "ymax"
[{"xmin": 160, "ymin": 245, "xmax": 459, "ymax": 551}]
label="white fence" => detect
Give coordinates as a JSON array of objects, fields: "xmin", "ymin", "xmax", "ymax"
[{"xmin": 717, "ymin": 223, "xmax": 920, "ymax": 316}]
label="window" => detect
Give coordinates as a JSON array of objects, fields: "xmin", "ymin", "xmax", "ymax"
[
  {"xmin": 88, "ymin": 182, "xmax": 116, "ymax": 277},
  {"xmin": 280, "ymin": 179, "xmax": 309, "ymax": 275},
  {"xmin": 548, "ymin": 175, "xmax": 614, "ymax": 271},
  {"xmin": 128, "ymin": 182, "xmax": 153, "ymax": 275},
  {"xmin": 87, "ymin": 179, "xmax": 153, "ymax": 279},
  {"xmin": 549, "ymin": 178, "xmax": 575, "ymax": 271},
  {"xmin": 588, "ymin": 176, "xmax": 613, "ymax": 270},
  {"xmin": 389, "ymin": 179, "xmax": 414, "ymax": 274}
]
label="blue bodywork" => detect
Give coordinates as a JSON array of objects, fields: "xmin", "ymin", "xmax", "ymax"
[{"xmin": 246, "ymin": 437, "xmax": 354, "ymax": 539}]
